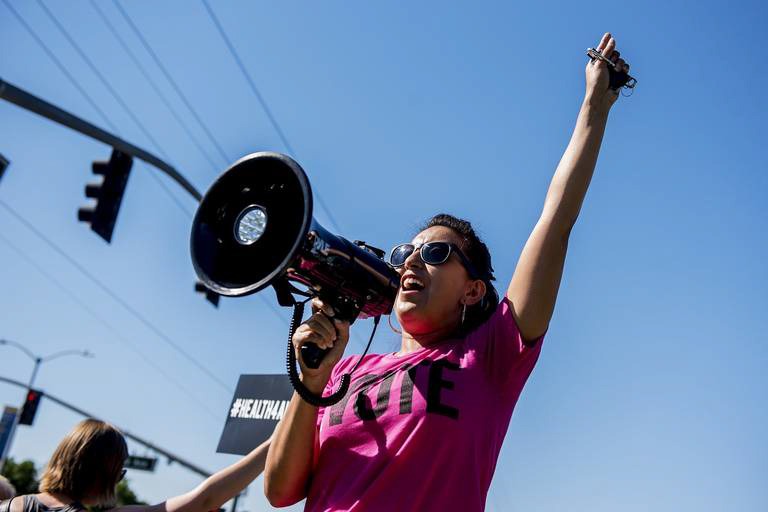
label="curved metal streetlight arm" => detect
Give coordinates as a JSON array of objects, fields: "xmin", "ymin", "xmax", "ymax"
[
  {"xmin": 42, "ymin": 349, "xmax": 94, "ymax": 363},
  {"xmin": 0, "ymin": 338, "xmax": 37, "ymax": 362}
]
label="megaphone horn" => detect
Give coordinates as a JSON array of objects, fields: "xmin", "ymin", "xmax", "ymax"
[{"xmin": 190, "ymin": 152, "xmax": 400, "ymax": 406}]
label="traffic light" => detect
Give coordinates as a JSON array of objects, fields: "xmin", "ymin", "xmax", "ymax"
[
  {"xmin": 195, "ymin": 281, "xmax": 220, "ymax": 307},
  {"xmin": 18, "ymin": 389, "xmax": 43, "ymax": 426},
  {"xmin": 78, "ymin": 149, "xmax": 133, "ymax": 243},
  {"xmin": 0, "ymin": 153, "xmax": 9, "ymax": 184}
]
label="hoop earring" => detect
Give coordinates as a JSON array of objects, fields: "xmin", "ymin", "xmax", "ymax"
[
  {"xmin": 388, "ymin": 314, "xmax": 402, "ymax": 335},
  {"xmin": 461, "ymin": 302, "xmax": 467, "ymax": 326}
]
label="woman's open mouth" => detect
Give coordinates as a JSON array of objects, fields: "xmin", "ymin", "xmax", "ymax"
[{"xmin": 400, "ymin": 275, "xmax": 426, "ymax": 295}]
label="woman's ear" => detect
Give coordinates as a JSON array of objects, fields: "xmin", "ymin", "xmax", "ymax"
[{"xmin": 464, "ymin": 280, "xmax": 486, "ymax": 306}]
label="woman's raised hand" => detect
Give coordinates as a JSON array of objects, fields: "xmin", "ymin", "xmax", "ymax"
[{"xmin": 585, "ymin": 33, "xmax": 630, "ymax": 110}]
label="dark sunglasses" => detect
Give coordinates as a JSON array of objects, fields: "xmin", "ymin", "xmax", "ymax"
[
  {"xmin": 388, "ymin": 241, "xmax": 480, "ymax": 279},
  {"xmin": 119, "ymin": 469, "xmax": 127, "ymax": 482}
]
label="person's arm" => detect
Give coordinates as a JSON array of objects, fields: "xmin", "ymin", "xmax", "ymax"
[
  {"xmin": 263, "ymin": 300, "xmax": 350, "ymax": 507},
  {"xmin": 507, "ymin": 33, "xmax": 630, "ymax": 340},
  {"xmin": 111, "ymin": 437, "xmax": 270, "ymax": 512}
]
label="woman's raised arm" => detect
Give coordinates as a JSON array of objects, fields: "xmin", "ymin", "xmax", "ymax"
[
  {"xmin": 111, "ymin": 437, "xmax": 271, "ymax": 512},
  {"xmin": 507, "ymin": 33, "xmax": 629, "ymax": 340}
]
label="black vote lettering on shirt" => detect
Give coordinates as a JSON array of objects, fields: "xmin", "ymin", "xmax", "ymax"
[
  {"xmin": 327, "ymin": 358, "xmax": 460, "ymax": 426},
  {"xmin": 329, "ymin": 374, "xmax": 380, "ymax": 426},
  {"xmin": 426, "ymin": 359, "xmax": 460, "ymax": 419}
]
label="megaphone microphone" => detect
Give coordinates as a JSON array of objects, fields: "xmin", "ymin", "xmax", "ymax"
[{"xmin": 190, "ymin": 152, "xmax": 400, "ymax": 406}]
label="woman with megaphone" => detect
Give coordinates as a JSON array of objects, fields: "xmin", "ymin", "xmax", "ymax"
[{"xmin": 265, "ymin": 33, "xmax": 632, "ymax": 511}]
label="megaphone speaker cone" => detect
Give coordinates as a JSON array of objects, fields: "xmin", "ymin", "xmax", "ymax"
[{"xmin": 190, "ymin": 152, "xmax": 313, "ymax": 296}]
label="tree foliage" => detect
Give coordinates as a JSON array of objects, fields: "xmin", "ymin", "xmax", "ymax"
[
  {"xmin": 0, "ymin": 458, "xmax": 38, "ymax": 495},
  {"xmin": 115, "ymin": 479, "xmax": 147, "ymax": 506}
]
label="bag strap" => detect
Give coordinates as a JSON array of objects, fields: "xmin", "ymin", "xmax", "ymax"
[{"xmin": 0, "ymin": 497, "xmax": 14, "ymax": 512}]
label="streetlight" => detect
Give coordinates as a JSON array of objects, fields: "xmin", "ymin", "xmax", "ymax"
[{"xmin": 0, "ymin": 338, "xmax": 93, "ymax": 465}]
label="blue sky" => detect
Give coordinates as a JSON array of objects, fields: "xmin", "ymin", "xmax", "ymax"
[{"xmin": 1, "ymin": 1, "xmax": 766, "ymax": 511}]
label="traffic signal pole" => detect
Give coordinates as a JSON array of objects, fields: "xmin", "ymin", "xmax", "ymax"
[
  {"xmin": 0, "ymin": 374, "xmax": 211, "ymax": 478},
  {"xmin": 0, "ymin": 348, "xmax": 40, "ymax": 466},
  {"xmin": 0, "ymin": 340, "xmax": 92, "ymax": 466},
  {"xmin": 0, "ymin": 78, "xmax": 202, "ymax": 201}
]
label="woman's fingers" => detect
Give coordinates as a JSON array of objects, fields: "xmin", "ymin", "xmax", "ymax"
[
  {"xmin": 596, "ymin": 33, "xmax": 611, "ymax": 53},
  {"xmin": 307, "ymin": 314, "xmax": 337, "ymax": 341},
  {"xmin": 311, "ymin": 298, "xmax": 336, "ymax": 318},
  {"xmin": 603, "ymin": 37, "xmax": 616, "ymax": 62},
  {"xmin": 295, "ymin": 312, "xmax": 338, "ymax": 350},
  {"xmin": 333, "ymin": 319, "xmax": 350, "ymax": 341}
]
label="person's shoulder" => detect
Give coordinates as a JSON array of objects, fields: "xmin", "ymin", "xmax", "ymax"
[
  {"xmin": 466, "ymin": 297, "xmax": 543, "ymax": 349},
  {"xmin": 2, "ymin": 495, "xmax": 27, "ymax": 512}
]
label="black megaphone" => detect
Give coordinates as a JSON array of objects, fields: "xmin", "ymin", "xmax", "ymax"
[{"xmin": 190, "ymin": 152, "xmax": 400, "ymax": 405}]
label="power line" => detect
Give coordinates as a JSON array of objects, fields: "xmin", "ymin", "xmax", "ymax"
[
  {"xmin": 0, "ymin": 199, "xmax": 233, "ymax": 393},
  {"xmin": 1, "ymin": 0, "xmax": 114, "ymax": 131},
  {"xmin": 2, "ymin": 0, "xmax": 192, "ymax": 219},
  {"xmin": 200, "ymin": 0, "xmax": 295, "ymax": 156},
  {"xmin": 4, "ymin": 0, "xmax": 293, "ymax": 335},
  {"xmin": 197, "ymin": 5, "xmax": 380, "ymax": 350},
  {"xmin": 112, "ymin": 0, "xmax": 231, "ymax": 165},
  {"xmin": 6, "ymin": 0, "xmax": 361, "ymax": 356},
  {"xmin": 0, "ymin": 230, "xmax": 222, "ymax": 422},
  {"xmin": 200, "ymin": 0, "xmax": 343, "ymax": 233},
  {"xmin": 87, "ymin": 0, "xmax": 220, "ymax": 174},
  {"xmin": 34, "ymin": 0, "xmax": 194, "ymax": 218},
  {"xmin": 82, "ymin": 2, "xmax": 300, "ymax": 327}
]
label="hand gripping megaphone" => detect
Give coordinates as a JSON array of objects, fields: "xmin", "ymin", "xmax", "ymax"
[{"xmin": 190, "ymin": 152, "xmax": 400, "ymax": 405}]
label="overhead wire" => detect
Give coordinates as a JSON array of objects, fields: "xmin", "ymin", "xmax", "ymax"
[
  {"xmin": 112, "ymin": 0, "xmax": 231, "ymax": 165},
  {"xmin": 0, "ymin": 230, "xmax": 222, "ymax": 423},
  {"xmin": 4, "ymin": 0, "xmax": 287, "ymax": 331},
  {"xmin": 87, "ymin": 1, "xmax": 309, "ymax": 325},
  {"xmin": 0, "ymin": 199, "xmax": 233, "ymax": 393},
  {"xmin": 1, "ymin": 0, "xmax": 114, "ymax": 132},
  {"xmin": 6, "ymin": 0, "xmax": 365, "ymax": 352},
  {"xmin": 1, "ymin": 0, "xmax": 192, "ymax": 219},
  {"xmin": 200, "ymin": 0, "xmax": 343, "ymax": 234},
  {"xmin": 34, "ymin": 0, "xmax": 194, "ymax": 218},
  {"xmin": 199, "ymin": 1, "xmax": 380, "ymax": 351},
  {"xmin": 87, "ymin": 0, "xmax": 220, "ymax": 174}
]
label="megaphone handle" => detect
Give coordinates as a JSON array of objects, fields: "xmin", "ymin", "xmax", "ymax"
[
  {"xmin": 300, "ymin": 303, "xmax": 358, "ymax": 369},
  {"xmin": 299, "ymin": 343, "xmax": 329, "ymax": 369},
  {"xmin": 286, "ymin": 301, "xmax": 352, "ymax": 406}
]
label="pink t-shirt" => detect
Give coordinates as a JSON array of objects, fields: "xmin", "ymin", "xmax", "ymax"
[{"xmin": 306, "ymin": 298, "xmax": 544, "ymax": 512}]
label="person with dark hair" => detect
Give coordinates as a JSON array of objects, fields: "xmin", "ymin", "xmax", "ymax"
[
  {"xmin": 0, "ymin": 419, "xmax": 270, "ymax": 512},
  {"xmin": 265, "ymin": 33, "xmax": 630, "ymax": 511}
]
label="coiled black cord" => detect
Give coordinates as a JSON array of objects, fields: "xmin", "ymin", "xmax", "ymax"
[{"xmin": 286, "ymin": 300, "xmax": 381, "ymax": 407}]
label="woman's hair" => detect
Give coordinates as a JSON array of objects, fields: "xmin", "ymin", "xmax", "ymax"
[
  {"xmin": 420, "ymin": 213, "xmax": 499, "ymax": 333},
  {"xmin": 39, "ymin": 419, "xmax": 128, "ymax": 506}
]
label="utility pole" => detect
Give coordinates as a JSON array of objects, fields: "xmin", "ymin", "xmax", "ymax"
[{"xmin": 0, "ymin": 339, "xmax": 93, "ymax": 466}]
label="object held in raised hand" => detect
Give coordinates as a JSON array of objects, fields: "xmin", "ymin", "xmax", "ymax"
[
  {"xmin": 190, "ymin": 152, "xmax": 400, "ymax": 405},
  {"xmin": 586, "ymin": 47, "xmax": 637, "ymax": 91}
]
